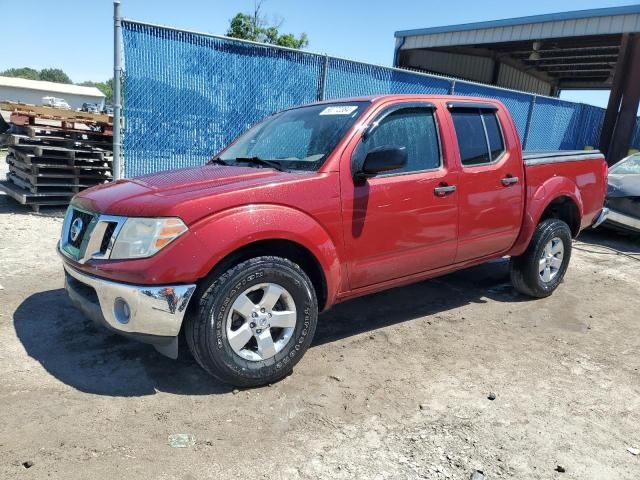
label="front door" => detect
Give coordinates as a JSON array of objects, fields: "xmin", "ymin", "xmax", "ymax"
[{"xmin": 341, "ymin": 103, "xmax": 459, "ymax": 289}]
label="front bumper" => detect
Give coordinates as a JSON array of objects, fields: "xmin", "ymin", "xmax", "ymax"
[{"xmin": 63, "ymin": 262, "xmax": 196, "ymax": 358}]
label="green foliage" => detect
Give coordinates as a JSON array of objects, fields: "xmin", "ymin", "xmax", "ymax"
[
  {"xmin": 38, "ymin": 68, "xmax": 72, "ymax": 84},
  {"xmin": 228, "ymin": 13, "xmax": 258, "ymax": 41},
  {"xmin": 1, "ymin": 67, "xmax": 40, "ymax": 81},
  {"xmin": 274, "ymin": 32, "xmax": 308, "ymax": 49},
  {"xmin": 79, "ymin": 79, "xmax": 113, "ymax": 103},
  {"xmin": 226, "ymin": 8, "xmax": 308, "ymax": 49},
  {"xmin": 1, "ymin": 66, "xmax": 71, "ymax": 83}
]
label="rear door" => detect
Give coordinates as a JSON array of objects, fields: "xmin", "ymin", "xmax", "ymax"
[
  {"xmin": 448, "ymin": 103, "xmax": 524, "ymax": 262},
  {"xmin": 341, "ymin": 102, "xmax": 459, "ymax": 289}
]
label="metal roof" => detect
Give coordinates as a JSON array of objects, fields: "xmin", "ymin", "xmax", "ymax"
[
  {"xmin": 394, "ymin": 5, "xmax": 640, "ymax": 92},
  {"xmin": 395, "ymin": 5, "xmax": 640, "ymax": 45},
  {"xmin": 0, "ymin": 76, "xmax": 105, "ymax": 98}
]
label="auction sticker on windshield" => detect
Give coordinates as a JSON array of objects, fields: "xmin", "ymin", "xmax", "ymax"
[{"xmin": 319, "ymin": 106, "xmax": 359, "ymax": 115}]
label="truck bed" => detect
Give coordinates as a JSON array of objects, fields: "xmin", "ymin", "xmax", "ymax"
[
  {"xmin": 523, "ymin": 150, "xmax": 604, "ymax": 165},
  {"xmin": 522, "ymin": 149, "xmax": 607, "ymax": 231}
]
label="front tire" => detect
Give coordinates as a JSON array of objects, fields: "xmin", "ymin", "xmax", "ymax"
[
  {"xmin": 185, "ymin": 256, "xmax": 318, "ymax": 387},
  {"xmin": 510, "ymin": 218, "xmax": 572, "ymax": 298}
]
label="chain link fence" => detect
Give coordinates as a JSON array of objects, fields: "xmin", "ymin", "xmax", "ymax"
[{"xmin": 121, "ymin": 20, "xmax": 640, "ymax": 177}]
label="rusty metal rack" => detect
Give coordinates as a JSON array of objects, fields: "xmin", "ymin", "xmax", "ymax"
[
  {"xmin": 0, "ymin": 103, "xmax": 113, "ymax": 212},
  {"xmin": 0, "ymin": 101, "xmax": 114, "ymax": 135}
]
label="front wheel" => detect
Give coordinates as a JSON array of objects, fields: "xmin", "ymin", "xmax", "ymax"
[
  {"xmin": 510, "ymin": 218, "xmax": 572, "ymax": 298},
  {"xmin": 185, "ymin": 256, "xmax": 318, "ymax": 387}
]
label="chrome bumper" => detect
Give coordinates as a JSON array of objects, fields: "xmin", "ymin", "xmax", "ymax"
[
  {"xmin": 592, "ymin": 207, "xmax": 610, "ymax": 229},
  {"xmin": 63, "ymin": 263, "xmax": 196, "ymax": 356}
]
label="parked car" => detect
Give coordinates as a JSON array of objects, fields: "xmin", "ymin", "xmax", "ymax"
[
  {"xmin": 58, "ymin": 95, "xmax": 608, "ymax": 386},
  {"xmin": 80, "ymin": 102, "xmax": 99, "ymax": 113},
  {"xmin": 603, "ymin": 152, "xmax": 640, "ymax": 233},
  {"xmin": 102, "ymin": 105, "xmax": 114, "ymax": 115},
  {"xmin": 42, "ymin": 96, "xmax": 71, "ymax": 110}
]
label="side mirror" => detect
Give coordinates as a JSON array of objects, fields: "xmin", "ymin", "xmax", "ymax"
[{"xmin": 357, "ymin": 146, "xmax": 407, "ymax": 179}]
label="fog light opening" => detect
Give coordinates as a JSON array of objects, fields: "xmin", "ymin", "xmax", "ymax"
[{"xmin": 114, "ymin": 297, "xmax": 131, "ymax": 324}]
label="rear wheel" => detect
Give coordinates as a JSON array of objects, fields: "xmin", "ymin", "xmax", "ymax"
[
  {"xmin": 185, "ymin": 256, "xmax": 318, "ymax": 387},
  {"xmin": 510, "ymin": 218, "xmax": 572, "ymax": 298}
]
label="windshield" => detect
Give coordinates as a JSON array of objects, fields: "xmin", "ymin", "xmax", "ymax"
[
  {"xmin": 218, "ymin": 101, "xmax": 368, "ymax": 171},
  {"xmin": 610, "ymin": 153, "xmax": 640, "ymax": 175}
]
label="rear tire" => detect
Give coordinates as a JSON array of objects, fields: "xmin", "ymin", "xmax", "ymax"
[
  {"xmin": 185, "ymin": 256, "xmax": 318, "ymax": 387},
  {"xmin": 510, "ymin": 218, "xmax": 572, "ymax": 298}
]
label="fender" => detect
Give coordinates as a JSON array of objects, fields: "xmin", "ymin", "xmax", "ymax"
[
  {"xmin": 190, "ymin": 204, "xmax": 343, "ymax": 308},
  {"xmin": 507, "ymin": 176, "xmax": 583, "ymax": 257}
]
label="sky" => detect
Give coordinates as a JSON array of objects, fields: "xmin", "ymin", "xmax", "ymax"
[{"xmin": 1, "ymin": 0, "xmax": 636, "ymax": 109}]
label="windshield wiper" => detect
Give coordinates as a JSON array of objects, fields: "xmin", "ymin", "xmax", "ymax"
[
  {"xmin": 233, "ymin": 156, "xmax": 286, "ymax": 172},
  {"xmin": 209, "ymin": 157, "xmax": 230, "ymax": 166}
]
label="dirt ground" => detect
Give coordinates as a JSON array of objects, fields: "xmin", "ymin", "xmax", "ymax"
[{"xmin": 0, "ymin": 195, "xmax": 639, "ymax": 480}]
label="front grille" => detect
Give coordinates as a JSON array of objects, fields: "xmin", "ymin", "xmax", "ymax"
[
  {"xmin": 68, "ymin": 209, "xmax": 94, "ymax": 248},
  {"xmin": 100, "ymin": 222, "xmax": 118, "ymax": 254}
]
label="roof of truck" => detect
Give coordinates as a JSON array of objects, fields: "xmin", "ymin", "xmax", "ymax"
[{"xmin": 306, "ymin": 94, "xmax": 502, "ymax": 105}]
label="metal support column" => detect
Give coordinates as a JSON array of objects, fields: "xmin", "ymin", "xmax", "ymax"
[
  {"xmin": 608, "ymin": 34, "xmax": 640, "ymax": 165},
  {"xmin": 113, "ymin": 0, "xmax": 123, "ymax": 179},
  {"xmin": 600, "ymin": 33, "xmax": 631, "ymax": 157}
]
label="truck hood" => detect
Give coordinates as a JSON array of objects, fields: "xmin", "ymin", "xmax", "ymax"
[{"xmin": 72, "ymin": 164, "xmax": 313, "ymax": 223}]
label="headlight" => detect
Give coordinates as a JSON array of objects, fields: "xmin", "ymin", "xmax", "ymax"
[{"xmin": 110, "ymin": 217, "xmax": 188, "ymax": 259}]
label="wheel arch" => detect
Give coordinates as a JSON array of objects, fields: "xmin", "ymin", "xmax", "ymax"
[
  {"xmin": 508, "ymin": 176, "xmax": 584, "ymax": 256},
  {"xmin": 190, "ymin": 205, "xmax": 343, "ymax": 311},
  {"xmin": 201, "ymin": 238, "xmax": 329, "ymax": 311},
  {"xmin": 538, "ymin": 195, "xmax": 581, "ymax": 237}
]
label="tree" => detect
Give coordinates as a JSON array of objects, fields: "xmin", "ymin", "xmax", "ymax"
[
  {"xmin": 39, "ymin": 68, "xmax": 72, "ymax": 84},
  {"xmin": 1, "ymin": 67, "xmax": 72, "ymax": 83},
  {"xmin": 226, "ymin": 1, "xmax": 308, "ymax": 49},
  {"xmin": 0, "ymin": 67, "xmax": 40, "ymax": 80},
  {"xmin": 79, "ymin": 79, "xmax": 113, "ymax": 103}
]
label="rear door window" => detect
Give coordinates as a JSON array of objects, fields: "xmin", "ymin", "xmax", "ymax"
[
  {"xmin": 451, "ymin": 111, "xmax": 490, "ymax": 166},
  {"xmin": 482, "ymin": 112, "xmax": 505, "ymax": 160},
  {"xmin": 451, "ymin": 108, "xmax": 505, "ymax": 166}
]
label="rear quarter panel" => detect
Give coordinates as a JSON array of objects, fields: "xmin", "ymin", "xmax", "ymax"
[{"xmin": 508, "ymin": 157, "xmax": 606, "ymax": 256}]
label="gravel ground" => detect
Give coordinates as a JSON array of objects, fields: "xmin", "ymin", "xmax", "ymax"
[{"xmin": 0, "ymin": 197, "xmax": 639, "ymax": 479}]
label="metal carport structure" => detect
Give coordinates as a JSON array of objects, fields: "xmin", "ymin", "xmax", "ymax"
[{"xmin": 394, "ymin": 5, "xmax": 640, "ymax": 164}]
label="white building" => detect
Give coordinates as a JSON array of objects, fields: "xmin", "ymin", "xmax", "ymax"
[{"xmin": 0, "ymin": 76, "xmax": 106, "ymax": 110}]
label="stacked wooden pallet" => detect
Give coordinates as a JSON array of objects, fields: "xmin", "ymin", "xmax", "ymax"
[{"xmin": 0, "ymin": 103, "xmax": 114, "ymax": 212}]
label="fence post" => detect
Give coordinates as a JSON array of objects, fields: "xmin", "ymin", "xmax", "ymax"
[
  {"xmin": 113, "ymin": 0, "xmax": 123, "ymax": 179},
  {"xmin": 522, "ymin": 95, "xmax": 537, "ymax": 150},
  {"xmin": 317, "ymin": 54, "xmax": 329, "ymax": 101},
  {"xmin": 449, "ymin": 80, "xmax": 456, "ymax": 95}
]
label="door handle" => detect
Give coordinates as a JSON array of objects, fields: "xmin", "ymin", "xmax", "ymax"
[
  {"xmin": 501, "ymin": 176, "xmax": 519, "ymax": 186},
  {"xmin": 434, "ymin": 184, "xmax": 456, "ymax": 196}
]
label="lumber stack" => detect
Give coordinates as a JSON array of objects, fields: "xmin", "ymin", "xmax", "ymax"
[{"xmin": 0, "ymin": 103, "xmax": 114, "ymax": 212}]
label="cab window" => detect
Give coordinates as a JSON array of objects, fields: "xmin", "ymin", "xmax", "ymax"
[
  {"xmin": 451, "ymin": 109, "xmax": 505, "ymax": 166},
  {"xmin": 360, "ymin": 107, "xmax": 440, "ymax": 174}
]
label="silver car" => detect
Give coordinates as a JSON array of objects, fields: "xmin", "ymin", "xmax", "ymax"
[{"xmin": 605, "ymin": 152, "xmax": 640, "ymax": 234}]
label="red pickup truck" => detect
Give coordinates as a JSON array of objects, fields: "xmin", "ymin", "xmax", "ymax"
[{"xmin": 59, "ymin": 95, "xmax": 608, "ymax": 386}]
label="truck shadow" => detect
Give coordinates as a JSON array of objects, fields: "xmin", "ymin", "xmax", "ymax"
[
  {"xmin": 13, "ymin": 259, "xmax": 526, "ymax": 397},
  {"xmin": 577, "ymin": 228, "xmax": 640, "ymax": 253},
  {"xmin": 315, "ymin": 258, "xmax": 523, "ymax": 345}
]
